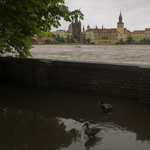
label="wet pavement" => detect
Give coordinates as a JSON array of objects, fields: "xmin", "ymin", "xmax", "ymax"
[{"xmin": 0, "ymin": 84, "xmax": 150, "ymax": 150}]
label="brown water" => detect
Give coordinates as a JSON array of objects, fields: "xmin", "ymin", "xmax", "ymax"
[
  {"xmin": 30, "ymin": 45, "xmax": 150, "ymax": 65},
  {"xmin": 0, "ymin": 84, "xmax": 150, "ymax": 150}
]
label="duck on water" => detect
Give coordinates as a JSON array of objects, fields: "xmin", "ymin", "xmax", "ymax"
[{"xmin": 83, "ymin": 123, "xmax": 102, "ymax": 138}]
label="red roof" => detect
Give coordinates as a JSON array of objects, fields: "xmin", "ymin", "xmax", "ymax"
[
  {"xmin": 132, "ymin": 30, "xmax": 145, "ymax": 33},
  {"xmin": 86, "ymin": 29, "xmax": 95, "ymax": 31},
  {"xmin": 94, "ymin": 28, "xmax": 116, "ymax": 33},
  {"xmin": 145, "ymin": 28, "xmax": 150, "ymax": 30}
]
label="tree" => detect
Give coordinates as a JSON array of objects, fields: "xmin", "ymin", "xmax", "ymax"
[
  {"xmin": 70, "ymin": 35, "xmax": 75, "ymax": 43},
  {"xmin": 66, "ymin": 34, "xmax": 70, "ymax": 43},
  {"xmin": 127, "ymin": 37, "xmax": 132, "ymax": 43},
  {"xmin": 83, "ymin": 37, "xmax": 86, "ymax": 43},
  {"xmin": 56, "ymin": 34, "xmax": 65, "ymax": 43},
  {"xmin": 0, "ymin": 0, "xmax": 84, "ymax": 58},
  {"xmin": 146, "ymin": 38, "xmax": 150, "ymax": 43},
  {"xmin": 86, "ymin": 38, "xmax": 90, "ymax": 43},
  {"xmin": 143, "ymin": 38, "xmax": 146, "ymax": 43},
  {"xmin": 120, "ymin": 38, "xmax": 123, "ymax": 42},
  {"xmin": 38, "ymin": 31, "xmax": 52, "ymax": 37}
]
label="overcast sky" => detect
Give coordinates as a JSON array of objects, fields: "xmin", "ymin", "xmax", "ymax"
[{"xmin": 51, "ymin": 0, "xmax": 150, "ymax": 32}]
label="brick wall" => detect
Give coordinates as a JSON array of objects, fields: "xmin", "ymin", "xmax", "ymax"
[{"xmin": 0, "ymin": 57, "xmax": 150, "ymax": 103}]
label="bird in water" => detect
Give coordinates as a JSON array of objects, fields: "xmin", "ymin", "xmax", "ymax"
[
  {"xmin": 83, "ymin": 123, "xmax": 102, "ymax": 138},
  {"xmin": 99, "ymin": 101, "xmax": 113, "ymax": 112}
]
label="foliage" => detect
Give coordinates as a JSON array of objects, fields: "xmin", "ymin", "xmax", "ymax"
[
  {"xmin": 127, "ymin": 37, "xmax": 132, "ymax": 43},
  {"xmin": 0, "ymin": 106, "xmax": 81, "ymax": 150},
  {"xmin": 70, "ymin": 35, "xmax": 75, "ymax": 43},
  {"xmin": 143, "ymin": 38, "xmax": 146, "ymax": 43},
  {"xmin": 120, "ymin": 38, "xmax": 123, "ymax": 42},
  {"xmin": 83, "ymin": 37, "xmax": 86, "ymax": 43},
  {"xmin": 86, "ymin": 38, "xmax": 91, "ymax": 43},
  {"xmin": 66, "ymin": 34, "xmax": 70, "ymax": 43},
  {"xmin": 142, "ymin": 38, "xmax": 150, "ymax": 43},
  {"xmin": 52, "ymin": 34, "xmax": 56, "ymax": 38},
  {"xmin": 66, "ymin": 34, "xmax": 75, "ymax": 43},
  {"xmin": 0, "ymin": 0, "xmax": 84, "ymax": 57},
  {"xmin": 146, "ymin": 38, "xmax": 150, "ymax": 43},
  {"xmin": 38, "ymin": 31, "xmax": 52, "ymax": 37},
  {"xmin": 83, "ymin": 37, "xmax": 91, "ymax": 43},
  {"xmin": 56, "ymin": 34, "xmax": 65, "ymax": 43}
]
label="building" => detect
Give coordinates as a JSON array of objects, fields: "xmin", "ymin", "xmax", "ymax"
[
  {"xmin": 145, "ymin": 28, "xmax": 150, "ymax": 40},
  {"xmin": 52, "ymin": 30, "xmax": 71, "ymax": 38},
  {"xmin": 124, "ymin": 28, "xmax": 131, "ymax": 42},
  {"xmin": 117, "ymin": 12, "xmax": 124, "ymax": 41},
  {"xmin": 72, "ymin": 18, "xmax": 81, "ymax": 43},
  {"xmin": 94, "ymin": 28, "xmax": 118, "ymax": 44},
  {"xmin": 83, "ymin": 11, "xmax": 131, "ymax": 44},
  {"xmin": 85, "ymin": 29, "xmax": 95, "ymax": 43},
  {"xmin": 68, "ymin": 23, "xmax": 73, "ymax": 33},
  {"xmin": 131, "ymin": 30, "xmax": 145, "ymax": 43}
]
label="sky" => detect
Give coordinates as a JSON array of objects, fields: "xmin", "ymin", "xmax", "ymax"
[{"xmin": 51, "ymin": 0, "xmax": 150, "ymax": 32}]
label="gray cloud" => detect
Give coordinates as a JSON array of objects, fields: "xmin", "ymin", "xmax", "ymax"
[{"xmin": 52, "ymin": 0, "xmax": 150, "ymax": 32}]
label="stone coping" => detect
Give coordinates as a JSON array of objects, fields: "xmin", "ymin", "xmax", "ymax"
[{"xmin": 1, "ymin": 57, "xmax": 150, "ymax": 72}]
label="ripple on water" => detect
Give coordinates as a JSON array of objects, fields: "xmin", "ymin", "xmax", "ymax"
[
  {"xmin": 30, "ymin": 45, "xmax": 150, "ymax": 65},
  {"xmin": 60, "ymin": 118, "xmax": 150, "ymax": 150}
]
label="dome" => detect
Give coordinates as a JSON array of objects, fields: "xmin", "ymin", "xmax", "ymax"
[
  {"xmin": 87, "ymin": 24, "xmax": 90, "ymax": 28},
  {"xmin": 69, "ymin": 23, "xmax": 72, "ymax": 28}
]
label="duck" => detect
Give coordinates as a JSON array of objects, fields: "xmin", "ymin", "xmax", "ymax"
[
  {"xmin": 99, "ymin": 101, "xmax": 113, "ymax": 112},
  {"xmin": 83, "ymin": 123, "xmax": 102, "ymax": 138}
]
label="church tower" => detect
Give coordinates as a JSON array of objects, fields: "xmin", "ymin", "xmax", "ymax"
[
  {"xmin": 117, "ymin": 11, "xmax": 124, "ymax": 41},
  {"xmin": 72, "ymin": 18, "xmax": 81, "ymax": 43}
]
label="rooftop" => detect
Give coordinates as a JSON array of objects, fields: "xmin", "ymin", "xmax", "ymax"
[{"xmin": 132, "ymin": 30, "xmax": 145, "ymax": 33}]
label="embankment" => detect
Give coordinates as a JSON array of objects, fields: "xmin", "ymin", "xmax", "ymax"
[{"xmin": 0, "ymin": 57, "xmax": 150, "ymax": 103}]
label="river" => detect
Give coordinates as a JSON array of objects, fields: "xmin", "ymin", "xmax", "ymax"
[
  {"xmin": 1, "ymin": 85, "xmax": 150, "ymax": 150},
  {"xmin": 30, "ymin": 44, "xmax": 150, "ymax": 65}
]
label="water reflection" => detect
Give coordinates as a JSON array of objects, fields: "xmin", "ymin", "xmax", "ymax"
[
  {"xmin": 0, "ymin": 105, "xmax": 150, "ymax": 150},
  {"xmin": 0, "ymin": 106, "xmax": 81, "ymax": 150},
  {"xmin": 84, "ymin": 137, "xmax": 102, "ymax": 150},
  {"xmin": 1, "ymin": 85, "xmax": 150, "ymax": 150}
]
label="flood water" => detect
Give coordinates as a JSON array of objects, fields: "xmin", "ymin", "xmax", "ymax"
[
  {"xmin": 30, "ymin": 45, "xmax": 150, "ymax": 65},
  {"xmin": 1, "ymin": 84, "xmax": 150, "ymax": 150}
]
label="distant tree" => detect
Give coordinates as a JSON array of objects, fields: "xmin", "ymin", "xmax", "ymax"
[
  {"xmin": 120, "ymin": 38, "xmax": 123, "ymax": 42},
  {"xmin": 0, "ymin": 0, "xmax": 84, "ymax": 57},
  {"xmin": 52, "ymin": 34, "xmax": 56, "ymax": 38},
  {"xmin": 66, "ymin": 34, "xmax": 70, "ymax": 43},
  {"xmin": 56, "ymin": 34, "xmax": 65, "ymax": 43},
  {"xmin": 86, "ymin": 38, "xmax": 90, "ymax": 43},
  {"xmin": 83, "ymin": 37, "xmax": 86, "ymax": 43},
  {"xmin": 38, "ymin": 31, "xmax": 52, "ymax": 37},
  {"xmin": 127, "ymin": 37, "xmax": 132, "ymax": 43},
  {"xmin": 70, "ymin": 35, "xmax": 75, "ymax": 43},
  {"xmin": 60, "ymin": 36, "xmax": 65, "ymax": 43},
  {"xmin": 143, "ymin": 38, "xmax": 146, "ymax": 43},
  {"xmin": 56, "ymin": 34, "xmax": 61, "ymax": 42},
  {"xmin": 66, "ymin": 34, "xmax": 75, "ymax": 43},
  {"xmin": 146, "ymin": 38, "xmax": 150, "ymax": 43}
]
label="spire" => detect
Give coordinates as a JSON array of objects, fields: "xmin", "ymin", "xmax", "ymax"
[
  {"xmin": 83, "ymin": 25, "xmax": 85, "ymax": 32},
  {"xmin": 87, "ymin": 24, "xmax": 90, "ymax": 29},
  {"xmin": 102, "ymin": 24, "xmax": 104, "ymax": 29},
  {"xmin": 75, "ymin": 18, "xmax": 78, "ymax": 23},
  {"xmin": 118, "ymin": 11, "xmax": 123, "ymax": 23}
]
